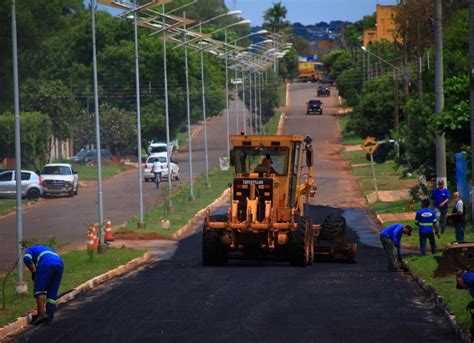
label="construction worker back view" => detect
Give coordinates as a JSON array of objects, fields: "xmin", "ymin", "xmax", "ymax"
[{"xmin": 23, "ymin": 245, "xmax": 64, "ymax": 325}]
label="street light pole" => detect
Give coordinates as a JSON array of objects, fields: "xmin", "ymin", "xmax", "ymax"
[
  {"xmin": 468, "ymin": 0, "xmax": 474, "ymax": 229},
  {"xmin": 11, "ymin": 0, "xmax": 26, "ymax": 293},
  {"xmin": 183, "ymin": 11, "xmax": 194, "ymax": 201},
  {"xmin": 225, "ymin": 29, "xmax": 230, "ymax": 158},
  {"xmin": 242, "ymin": 70, "xmax": 247, "ymax": 134},
  {"xmin": 434, "ymin": 0, "xmax": 447, "ymax": 185},
  {"xmin": 254, "ymin": 71, "xmax": 258, "ymax": 133},
  {"xmin": 259, "ymin": 72, "xmax": 263, "ymax": 134},
  {"xmin": 199, "ymin": 24, "xmax": 210, "ymax": 187},
  {"xmin": 133, "ymin": 0, "xmax": 145, "ymax": 228},
  {"xmin": 91, "ymin": 0, "xmax": 106, "ymax": 253},
  {"xmin": 162, "ymin": 4, "xmax": 173, "ymax": 212},
  {"xmin": 235, "ymin": 63, "xmax": 240, "ymax": 134},
  {"xmin": 248, "ymin": 70, "xmax": 253, "ymax": 134}
]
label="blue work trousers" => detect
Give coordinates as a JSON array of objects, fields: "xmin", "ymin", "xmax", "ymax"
[
  {"xmin": 34, "ymin": 263, "xmax": 64, "ymax": 322},
  {"xmin": 455, "ymin": 224, "xmax": 465, "ymax": 243},
  {"xmin": 419, "ymin": 231, "xmax": 436, "ymax": 256}
]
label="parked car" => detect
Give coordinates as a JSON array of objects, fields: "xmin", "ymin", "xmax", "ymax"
[
  {"xmin": 72, "ymin": 149, "xmax": 112, "ymax": 164},
  {"xmin": 143, "ymin": 156, "xmax": 179, "ymax": 182},
  {"xmin": 317, "ymin": 85, "xmax": 330, "ymax": 97},
  {"xmin": 147, "ymin": 141, "xmax": 173, "ymax": 156},
  {"xmin": 365, "ymin": 139, "xmax": 397, "ymax": 164},
  {"xmin": 0, "ymin": 170, "xmax": 43, "ymax": 200},
  {"xmin": 40, "ymin": 163, "xmax": 79, "ymax": 197},
  {"xmin": 306, "ymin": 99, "xmax": 323, "ymax": 115}
]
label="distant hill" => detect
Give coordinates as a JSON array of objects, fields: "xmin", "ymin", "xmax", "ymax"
[{"xmin": 252, "ymin": 21, "xmax": 349, "ymax": 42}]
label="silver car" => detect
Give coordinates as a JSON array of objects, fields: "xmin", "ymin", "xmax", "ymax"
[{"xmin": 0, "ymin": 170, "xmax": 44, "ymax": 200}]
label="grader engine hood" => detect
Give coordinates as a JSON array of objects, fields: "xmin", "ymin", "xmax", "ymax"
[{"xmin": 233, "ymin": 177, "xmax": 273, "ymax": 223}]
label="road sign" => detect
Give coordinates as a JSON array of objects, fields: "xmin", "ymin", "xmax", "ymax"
[{"xmin": 361, "ymin": 136, "xmax": 379, "ymax": 154}]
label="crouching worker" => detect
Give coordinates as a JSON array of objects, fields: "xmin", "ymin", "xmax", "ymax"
[
  {"xmin": 23, "ymin": 245, "xmax": 64, "ymax": 325},
  {"xmin": 456, "ymin": 270, "xmax": 474, "ymax": 336},
  {"xmin": 380, "ymin": 223, "xmax": 412, "ymax": 272}
]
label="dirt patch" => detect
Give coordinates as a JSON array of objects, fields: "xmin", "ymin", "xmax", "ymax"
[{"xmin": 114, "ymin": 230, "xmax": 170, "ymax": 240}]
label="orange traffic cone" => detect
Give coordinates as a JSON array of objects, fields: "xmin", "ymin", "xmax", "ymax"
[
  {"xmin": 87, "ymin": 224, "xmax": 98, "ymax": 250},
  {"xmin": 104, "ymin": 219, "xmax": 114, "ymax": 242}
]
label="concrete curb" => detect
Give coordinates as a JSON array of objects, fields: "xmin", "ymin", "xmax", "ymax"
[
  {"xmin": 0, "ymin": 252, "xmax": 154, "ymax": 341},
  {"xmin": 171, "ymin": 188, "xmax": 230, "ymax": 240},
  {"xmin": 406, "ymin": 270, "xmax": 471, "ymax": 342}
]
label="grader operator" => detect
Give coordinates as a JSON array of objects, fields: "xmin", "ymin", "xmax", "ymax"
[{"xmin": 202, "ymin": 134, "xmax": 318, "ymax": 266}]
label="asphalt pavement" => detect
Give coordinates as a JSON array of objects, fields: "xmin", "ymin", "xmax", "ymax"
[{"xmin": 12, "ymin": 83, "xmax": 461, "ymax": 342}]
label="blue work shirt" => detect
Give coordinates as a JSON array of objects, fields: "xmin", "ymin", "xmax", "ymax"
[
  {"xmin": 463, "ymin": 272, "xmax": 474, "ymax": 297},
  {"xmin": 381, "ymin": 224, "xmax": 404, "ymax": 255},
  {"xmin": 415, "ymin": 208, "xmax": 438, "ymax": 234},
  {"xmin": 23, "ymin": 245, "xmax": 63, "ymax": 269},
  {"xmin": 431, "ymin": 188, "xmax": 450, "ymax": 210}
]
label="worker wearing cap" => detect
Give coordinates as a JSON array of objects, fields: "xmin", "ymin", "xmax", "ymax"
[
  {"xmin": 431, "ymin": 179, "xmax": 450, "ymax": 233},
  {"xmin": 415, "ymin": 198, "xmax": 441, "ymax": 256},
  {"xmin": 23, "ymin": 245, "xmax": 64, "ymax": 325},
  {"xmin": 380, "ymin": 223, "xmax": 412, "ymax": 272}
]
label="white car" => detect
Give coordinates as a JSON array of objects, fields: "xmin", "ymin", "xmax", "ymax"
[
  {"xmin": 41, "ymin": 163, "xmax": 79, "ymax": 197},
  {"xmin": 143, "ymin": 156, "xmax": 179, "ymax": 182},
  {"xmin": 0, "ymin": 170, "xmax": 43, "ymax": 200},
  {"xmin": 147, "ymin": 142, "xmax": 173, "ymax": 156}
]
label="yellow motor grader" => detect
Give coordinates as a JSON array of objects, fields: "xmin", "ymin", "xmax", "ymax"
[{"xmin": 202, "ymin": 134, "xmax": 319, "ymax": 266}]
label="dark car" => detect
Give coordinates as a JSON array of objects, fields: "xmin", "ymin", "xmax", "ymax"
[
  {"xmin": 365, "ymin": 140, "xmax": 398, "ymax": 164},
  {"xmin": 72, "ymin": 149, "xmax": 113, "ymax": 163},
  {"xmin": 306, "ymin": 100, "xmax": 323, "ymax": 115},
  {"xmin": 317, "ymin": 85, "xmax": 330, "ymax": 97}
]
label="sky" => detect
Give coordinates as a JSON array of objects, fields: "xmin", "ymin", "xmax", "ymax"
[
  {"xmin": 223, "ymin": 0, "xmax": 398, "ymax": 26},
  {"xmin": 89, "ymin": 0, "xmax": 398, "ymax": 26}
]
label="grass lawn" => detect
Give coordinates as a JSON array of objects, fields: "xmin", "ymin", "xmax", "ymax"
[
  {"xmin": 0, "ymin": 247, "xmax": 144, "ymax": 327},
  {"xmin": 338, "ymin": 115, "xmax": 361, "ymax": 145},
  {"xmin": 265, "ymin": 112, "xmax": 281, "ymax": 135},
  {"xmin": 340, "ymin": 150, "xmax": 367, "ymax": 165},
  {"xmin": 123, "ymin": 168, "xmax": 233, "ymax": 237},
  {"xmin": 406, "ymin": 254, "xmax": 472, "ymax": 332},
  {"xmin": 0, "ymin": 199, "xmax": 17, "ymax": 216},
  {"xmin": 72, "ymin": 163, "xmax": 127, "ymax": 181},
  {"xmin": 369, "ymin": 199, "xmax": 421, "ymax": 215}
]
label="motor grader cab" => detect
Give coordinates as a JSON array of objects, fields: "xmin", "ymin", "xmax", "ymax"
[{"xmin": 202, "ymin": 135, "xmax": 317, "ymax": 266}]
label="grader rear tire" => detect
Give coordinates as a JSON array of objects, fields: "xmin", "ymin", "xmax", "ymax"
[
  {"xmin": 289, "ymin": 218, "xmax": 309, "ymax": 267},
  {"xmin": 319, "ymin": 213, "xmax": 346, "ymax": 241}
]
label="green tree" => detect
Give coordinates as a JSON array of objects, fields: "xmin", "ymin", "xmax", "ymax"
[
  {"xmin": 0, "ymin": 111, "xmax": 52, "ymax": 167},
  {"xmin": 263, "ymin": 2, "xmax": 290, "ymax": 32},
  {"xmin": 20, "ymin": 79, "xmax": 80, "ymax": 140}
]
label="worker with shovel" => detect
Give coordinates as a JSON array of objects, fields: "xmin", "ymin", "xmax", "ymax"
[
  {"xmin": 380, "ymin": 223, "xmax": 412, "ymax": 272},
  {"xmin": 23, "ymin": 245, "xmax": 64, "ymax": 325}
]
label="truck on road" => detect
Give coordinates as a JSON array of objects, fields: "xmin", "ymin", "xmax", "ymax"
[{"xmin": 41, "ymin": 163, "xmax": 79, "ymax": 197}]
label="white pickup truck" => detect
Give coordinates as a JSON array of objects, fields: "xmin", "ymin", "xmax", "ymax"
[{"xmin": 41, "ymin": 163, "xmax": 79, "ymax": 197}]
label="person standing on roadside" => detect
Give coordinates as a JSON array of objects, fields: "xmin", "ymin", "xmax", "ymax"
[
  {"xmin": 379, "ymin": 223, "xmax": 412, "ymax": 272},
  {"xmin": 415, "ymin": 198, "xmax": 441, "ymax": 256},
  {"xmin": 23, "ymin": 245, "xmax": 64, "ymax": 325},
  {"xmin": 448, "ymin": 192, "xmax": 465, "ymax": 243},
  {"xmin": 431, "ymin": 179, "xmax": 450, "ymax": 233}
]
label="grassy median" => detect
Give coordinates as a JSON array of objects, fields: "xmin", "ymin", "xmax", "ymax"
[
  {"xmin": 72, "ymin": 163, "xmax": 127, "ymax": 181},
  {"xmin": 0, "ymin": 247, "xmax": 144, "ymax": 328},
  {"xmin": 406, "ymin": 254, "xmax": 472, "ymax": 332}
]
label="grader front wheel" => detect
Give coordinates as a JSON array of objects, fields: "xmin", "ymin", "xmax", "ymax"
[{"xmin": 289, "ymin": 217, "xmax": 313, "ymax": 267}]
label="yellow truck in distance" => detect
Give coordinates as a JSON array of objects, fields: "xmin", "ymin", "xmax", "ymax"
[{"xmin": 298, "ymin": 61, "xmax": 324, "ymax": 82}]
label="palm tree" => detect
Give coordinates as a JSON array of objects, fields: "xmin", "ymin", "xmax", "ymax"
[{"xmin": 263, "ymin": 2, "xmax": 289, "ymax": 32}]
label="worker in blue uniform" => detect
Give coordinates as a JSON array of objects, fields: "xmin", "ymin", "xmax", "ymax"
[
  {"xmin": 457, "ymin": 270, "xmax": 474, "ymax": 336},
  {"xmin": 415, "ymin": 198, "xmax": 441, "ymax": 256},
  {"xmin": 23, "ymin": 245, "xmax": 64, "ymax": 325},
  {"xmin": 380, "ymin": 223, "xmax": 412, "ymax": 272}
]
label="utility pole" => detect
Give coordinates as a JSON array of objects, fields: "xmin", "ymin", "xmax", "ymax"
[
  {"xmin": 434, "ymin": 0, "xmax": 447, "ymax": 185},
  {"xmin": 403, "ymin": 32, "xmax": 409, "ymax": 122},
  {"xmin": 367, "ymin": 45, "xmax": 371, "ymax": 80},
  {"xmin": 393, "ymin": 42, "xmax": 399, "ymax": 131},
  {"xmin": 134, "ymin": 0, "xmax": 145, "ymax": 228},
  {"xmin": 362, "ymin": 47, "xmax": 366, "ymax": 85},
  {"xmin": 468, "ymin": 0, "xmax": 474, "ymax": 229},
  {"xmin": 12, "ymin": 0, "xmax": 26, "ymax": 294},
  {"xmin": 183, "ymin": 12, "xmax": 194, "ymax": 201},
  {"xmin": 91, "ymin": 0, "xmax": 106, "ymax": 254}
]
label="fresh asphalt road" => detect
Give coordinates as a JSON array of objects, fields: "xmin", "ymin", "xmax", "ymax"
[
  {"xmin": 0, "ymin": 98, "xmax": 249, "ymax": 271},
  {"xmin": 13, "ymin": 83, "xmax": 460, "ymax": 342}
]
